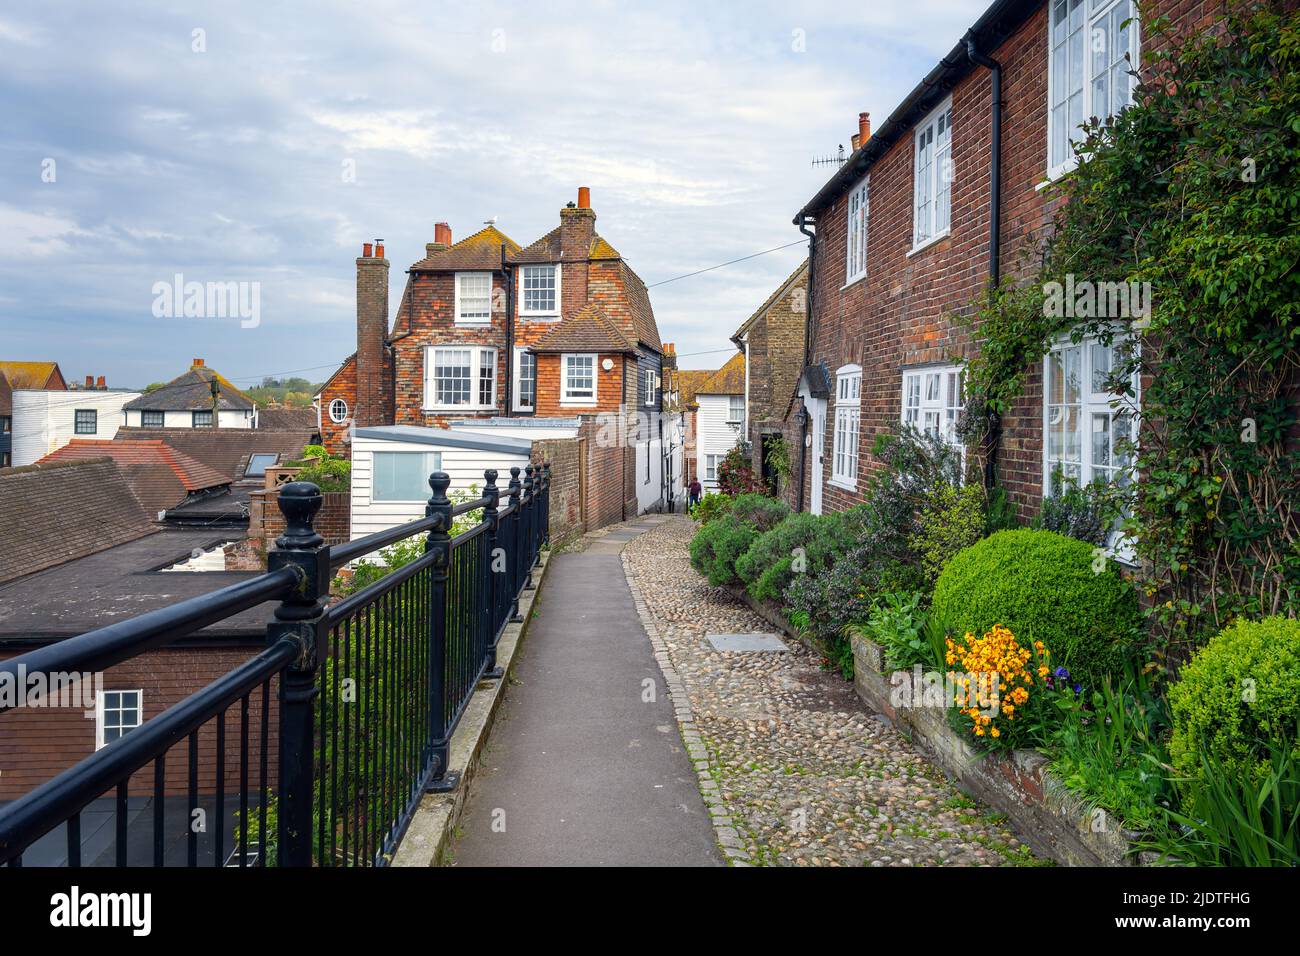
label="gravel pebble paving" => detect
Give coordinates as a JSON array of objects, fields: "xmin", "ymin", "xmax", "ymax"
[{"xmin": 622, "ymin": 515, "xmax": 1042, "ymax": 868}]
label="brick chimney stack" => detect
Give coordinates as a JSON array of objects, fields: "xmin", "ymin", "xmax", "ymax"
[
  {"xmin": 426, "ymin": 222, "xmax": 453, "ymax": 258},
  {"xmin": 96, "ymin": 375, "xmax": 106, "ymax": 390},
  {"xmin": 559, "ymin": 187, "xmax": 595, "ymax": 314},
  {"xmin": 355, "ymin": 239, "xmax": 390, "ymax": 426},
  {"xmin": 661, "ymin": 342, "xmax": 678, "ymax": 371}
]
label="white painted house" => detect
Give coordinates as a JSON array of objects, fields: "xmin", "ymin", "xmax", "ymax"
[
  {"xmin": 121, "ymin": 359, "xmax": 258, "ymax": 430},
  {"xmin": 350, "ymin": 425, "xmax": 536, "ymax": 542},
  {"xmin": 692, "ymin": 353, "xmax": 746, "ymax": 493},
  {"xmin": 10, "ymin": 389, "xmax": 142, "ymax": 467}
]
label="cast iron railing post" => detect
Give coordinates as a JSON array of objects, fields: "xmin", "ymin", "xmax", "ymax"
[
  {"xmin": 507, "ymin": 467, "xmax": 524, "ymax": 622},
  {"xmin": 481, "ymin": 469, "xmax": 504, "ymax": 679},
  {"xmin": 266, "ymin": 481, "xmax": 329, "ymax": 867},
  {"xmin": 424, "ymin": 472, "xmax": 458, "ymax": 793},
  {"xmin": 522, "ymin": 465, "xmax": 536, "ymax": 591}
]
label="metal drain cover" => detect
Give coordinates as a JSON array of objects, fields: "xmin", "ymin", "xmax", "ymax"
[{"xmin": 706, "ymin": 632, "xmax": 789, "ymax": 652}]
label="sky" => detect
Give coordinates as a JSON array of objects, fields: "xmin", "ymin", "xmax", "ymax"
[{"xmin": 0, "ymin": 0, "xmax": 991, "ymax": 387}]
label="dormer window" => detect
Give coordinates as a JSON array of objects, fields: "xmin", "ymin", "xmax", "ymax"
[{"xmin": 520, "ymin": 264, "xmax": 560, "ymax": 318}]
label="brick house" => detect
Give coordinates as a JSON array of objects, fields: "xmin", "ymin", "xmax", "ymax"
[
  {"xmin": 731, "ymin": 259, "xmax": 809, "ymax": 497},
  {"xmin": 784, "ymin": 0, "xmax": 1229, "ymax": 524},
  {"xmin": 317, "ymin": 187, "xmax": 670, "ymax": 530}
]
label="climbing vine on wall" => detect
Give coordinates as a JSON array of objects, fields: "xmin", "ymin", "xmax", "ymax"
[{"xmin": 959, "ymin": 0, "xmax": 1300, "ymax": 659}]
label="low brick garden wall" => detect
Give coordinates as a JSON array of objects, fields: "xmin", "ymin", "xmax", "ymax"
[{"xmin": 732, "ymin": 585, "xmax": 1152, "ymax": 867}]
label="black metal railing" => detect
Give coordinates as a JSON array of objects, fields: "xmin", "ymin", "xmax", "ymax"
[{"xmin": 0, "ymin": 463, "xmax": 551, "ymax": 867}]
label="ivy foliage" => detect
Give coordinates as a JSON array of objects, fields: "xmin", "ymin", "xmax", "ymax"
[{"xmin": 961, "ymin": 1, "xmax": 1300, "ymax": 655}]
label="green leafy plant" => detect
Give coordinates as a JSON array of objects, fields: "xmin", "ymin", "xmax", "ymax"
[
  {"xmin": 688, "ymin": 513, "xmax": 760, "ymax": 587},
  {"xmin": 293, "ymin": 450, "xmax": 351, "ymax": 493},
  {"xmin": 983, "ymin": 485, "xmax": 1021, "ymax": 535},
  {"xmin": 1034, "ymin": 477, "xmax": 1114, "ymax": 547},
  {"xmin": 1168, "ymin": 616, "xmax": 1300, "ymax": 798},
  {"xmin": 690, "ymin": 492, "xmax": 732, "ymax": 525},
  {"xmin": 851, "ymin": 591, "xmax": 931, "ymax": 671},
  {"xmin": 931, "ymin": 529, "xmax": 1141, "ymax": 690},
  {"xmin": 717, "ymin": 444, "xmax": 767, "ymax": 496},
  {"xmin": 1147, "ymin": 736, "xmax": 1300, "ymax": 867},
  {"xmin": 734, "ymin": 510, "xmax": 855, "ymax": 602},
  {"xmin": 726, "ymin": 492, "xmax": 790, "ymax": 532},
  {"xmin": 911, "ymin": 482, "xmax": 987, "ymax": 587}
]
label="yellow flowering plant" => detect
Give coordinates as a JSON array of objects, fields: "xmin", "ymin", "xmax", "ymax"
[{"xmin": 945, "ymin": 624, "xmax": 1053, "ymax": 750}]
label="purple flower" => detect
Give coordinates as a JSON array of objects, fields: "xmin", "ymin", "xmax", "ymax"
[
  {"xmin": 1054, "ymin": 667, "xmax": 1070, "ymax": 679},
  {"xmin": 1073, "ymin": 684, "xmax": 1082, "ymax": 694}
]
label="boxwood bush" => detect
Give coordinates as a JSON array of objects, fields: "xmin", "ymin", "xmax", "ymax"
[
  {"xmin": 735, "ymin": 510, "xmax": 857, "ymax": 602},
  {"xmin": 931, "ymin": 529, "xmax": 1140, "ymax": 690},
  {"xmin": 727, "ymin": 492, "xmax": 790, "ymax": 533},
  {"xmin": 688, "ymin": 513, "xmax": 760, "ymax": 587},
  {"xmin": 1169, "ymin": 616, "xmax": 1300, "ymax": 794}
]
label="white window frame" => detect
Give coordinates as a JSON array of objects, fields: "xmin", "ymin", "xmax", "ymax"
[
  {"xmin": 96, "ymin": 689, "xmax": 143, "ymax": 750},
  {"xmin": 512, "ymin": 347, "xmax": 536, "ymax": 412},
  {"xmin": 519, "ymin": 263, "xmax": 561, "ymax": 319},
  {"xmin": 727, "ymin": 395, "xmax": 745, "ymax": 430},
  {"xmin": 561, "ymin": 353, "xmax": 598, "ymax": 406},
  {"xmin": 1043, "ymin": 331, "xmax": 1141, "ymax": 553},
  {"xmin": 830, "ymin": 364, "xmax": 862, "ymax": 490},
  {"xmin": 704, "ymin": 454, "xmax": 721, "ymax": 483},
  {"xmin": 1046, "ymin": 0, "xmax": 1140, "ymax": 180},
  {"xmin": 643, "ymin": 369, "xmax": 658, "ymax": 407},
  {"xmin": 372, "ymin": 450, "xmax": 444, "ymax": 502},
  {"xmin": 901, "ymin": 364, "xmax": 964, "ymax": 451},
  {"xmin": 327, "ymin": 398, "xmax": 348, "ymax": 424},
  {"xmin": 424, "ymin": 346, "xmax": 497, "ymax": 410},
  {"xmin": 913, "ymin": 97, "xmax": 953, "ymax": 250},
  {"xmin": 74, "ymin": 409, "xmax": 97, "ymax": 434},
  {"xmin": 454, "ymin": 272, "xmax": 493, "ymax": 325},
  {"xmin": 844, "ymin": 176, "xmax": 869, "ymax": 286}
]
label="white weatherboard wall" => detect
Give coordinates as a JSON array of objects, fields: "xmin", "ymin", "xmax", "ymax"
[
  {"xmin": 123, "ymin": 409, "xmax": 255, "ymax": 429},
  {"xmin": 634, "ymin": 437, "xmax": 665, "ymax": 513},
  {"xmin": 11, "ymin": 390, "xmax": 142, "ymax": 466},
  {"xmin": 350, "ymin": 427, "xmax": 531, "ymax": 543},
  {"xmin": 695, "ymin": 393, "xmax": 742, "ymax": 492}
]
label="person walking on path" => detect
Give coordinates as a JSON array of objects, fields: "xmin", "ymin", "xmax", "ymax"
[{"xmin": 688, "ymin": 477, "xmax": 702, "ymax": 510}]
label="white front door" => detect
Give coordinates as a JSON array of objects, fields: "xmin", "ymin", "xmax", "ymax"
[{"xmin": 809, "ymin": 398, "xmax": 826, "ymax": 515}]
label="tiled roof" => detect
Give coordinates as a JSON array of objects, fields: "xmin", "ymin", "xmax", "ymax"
[
  {"xmin": 529, "ymin": 304, "xmax": 637, "ymax": 354},
  {"xmin": 732, "ymin": 258, "xmax": 810, "ymax": 342},
  {"xmin": 113, "ymin": 428, "xmax": 314, "ymax": 481},
  {"xmin": 510, "ymin": 228, "xmax": 622, "ymax": 265},
  {"xmin": 0, "ymin": 361, "xmax": 63, "ymax": 389},
  {"xmin": 620, "ymin": 262, "xmax": 661, "ymax": 352},
  {"xmin": 257, "ymin": 407, "xmax": 318, "ymax": 431},
  {"xmin": 666, "ymin": 368, "xmax": 714, "ymax": 409},
  {"xmin": 38, "ymin": 439, "xmax": 233, "ymax": 517},
  {"xmin": 409, "ymin": 225, "xmax": 520, "ymax": 272},
  {"xmin": 697, "ymin": 353, "xmax": 746, "ymax": 396},
  {"xmin": 123, "ymin": 364, "xmax": 255, "ymax": 412},
  {"xmin": 0, "ymin": 458, "xmax": 156, "ymax": 584}
]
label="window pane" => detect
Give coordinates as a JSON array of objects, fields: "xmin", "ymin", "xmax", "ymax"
[
  {"xmin": 523, "ymin": 266, "xmax": 556, "ymax": 313},
  {"xmin": 434, "ymin": 348, "xmax": 472, "ymax": 405},
  {"xmin": 374, "ymin": 452, "xmax": 441, "ymax": 501},
  {"xmin": 458, "ymin": 274, "xmax": 492, "ymax": 321},
  {"xmin": 1091, "ymin": 412, "xmax": 1112, "ymax": 469}
]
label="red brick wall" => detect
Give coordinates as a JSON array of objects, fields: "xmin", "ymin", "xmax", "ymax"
[
  {"xmin": 355, "ymin": 253, "xmax": 391, "ymax": 426},
  {"xmin": 319, "ymin": 359, "xmax": 357, "ymax": 457},
  {"xmin": 252, "ymin": 489, "xmax": 351, "ymax": 546},
  {"xmin": 532, "ymin": 353, "xmax": 628, "ymax": 418},
  {"xmin": 530, "ymin": 438, "xmax": 583, "ymax": 545},
  {"xmin": 0, "ymin": 645, "xmax": 278, "ymax": 800},
  {"xmin": 802, "ymin": 0, "xmax": 1226, "ymax": 521}
]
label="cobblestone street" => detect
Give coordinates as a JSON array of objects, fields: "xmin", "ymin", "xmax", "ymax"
[{"xmin": 623, "ymin": 515, "xmax": 1041, "ymax": 867}]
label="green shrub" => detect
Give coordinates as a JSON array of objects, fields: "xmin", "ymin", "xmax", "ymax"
[
  {"xmin": 1035, "ymin": 478, "xmax": 1114, "ymax": 547},
  {"xmin": 688, "ymin": 514, "xmax": 759, "ymax": 587},
  {"xmin": 850, "ymin": 591, "xmax": 939, "ymax": 671},
  {"xmin": 931, "ymin": 529, "xmax": 1141, "ymax": 690},
  {"xmin": 727, "ymin": 492, "xmax": 789, "ymax": 532},
  {"xmin": 911, "ymin": 483, "xmax": 987, "ymax": 586},
  {"xmin": 691, "ymin": 492, "xmax": 732, "ymax": 525},
  {"xmin": 734, "ymin": 511, "xmax": 856, "ymax": 602},
  {"xmin": 1168, "ymin": 616, "xmax": 1300, "ymax": 795},
  {"xmin": 294, "ymin": 454, "xmax": 351, "ymax": 492}
]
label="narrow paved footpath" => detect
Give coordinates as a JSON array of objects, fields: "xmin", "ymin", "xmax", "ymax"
[{"xmin": 450, "ymin": 516, "xmax": 722, "ymax": 867}]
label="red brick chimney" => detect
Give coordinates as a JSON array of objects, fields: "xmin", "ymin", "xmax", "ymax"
[
  {"xmin": 96, "ymin": 375, "xmax": 106, "ymax": 390},
  {"xmin": 84, "ymin": 375, "xmax": 93, "ymax": 389},
  {"xmin": 355, "ymin": 240, "xmax": 390, "ymax": 426},
  {"xmin": 193, "ymin": 358, "xmax": 205, "ymax": 367},
  {"xmin": 559, "ymin": 187, "xmax": 595, "ymax": 313}
]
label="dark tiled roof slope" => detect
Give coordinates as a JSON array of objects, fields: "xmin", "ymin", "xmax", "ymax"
[
  {"xmin": 0, "ymin": 458, "xmax": 156, "ymax": 583},
  {"xmin": 529, "ymin": 304, "xmax": 637, "ymax": 354},
  {"xmin": 37, "ymin": 440, "xmax": 232, "ymax": 517},
  {"xmin": 409, "ymin": 225, "xmax": 520, "ymax": 272},
  {"xmin": 256, "ymin": 408, "xmax": 318, "ymax": 431},
  {"xmin": 123, "ymin": 365, "xmax": 255, "ymax": 412},
  {"xmin": 113, "ymin": 428, "xmax": 314, "ymax": 480}
]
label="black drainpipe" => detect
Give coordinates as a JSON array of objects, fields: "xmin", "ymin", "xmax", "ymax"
[
  {"xmin": 965, "ymin": 32, "xmax": 1003, "ymax": 491},
  {"xmin": 796, "ymin": 214, "xmax": 816, "ymax": 513},
  {"xmin": 502, "ymin": 243, "xmax": 514, "ymax": 415}
]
